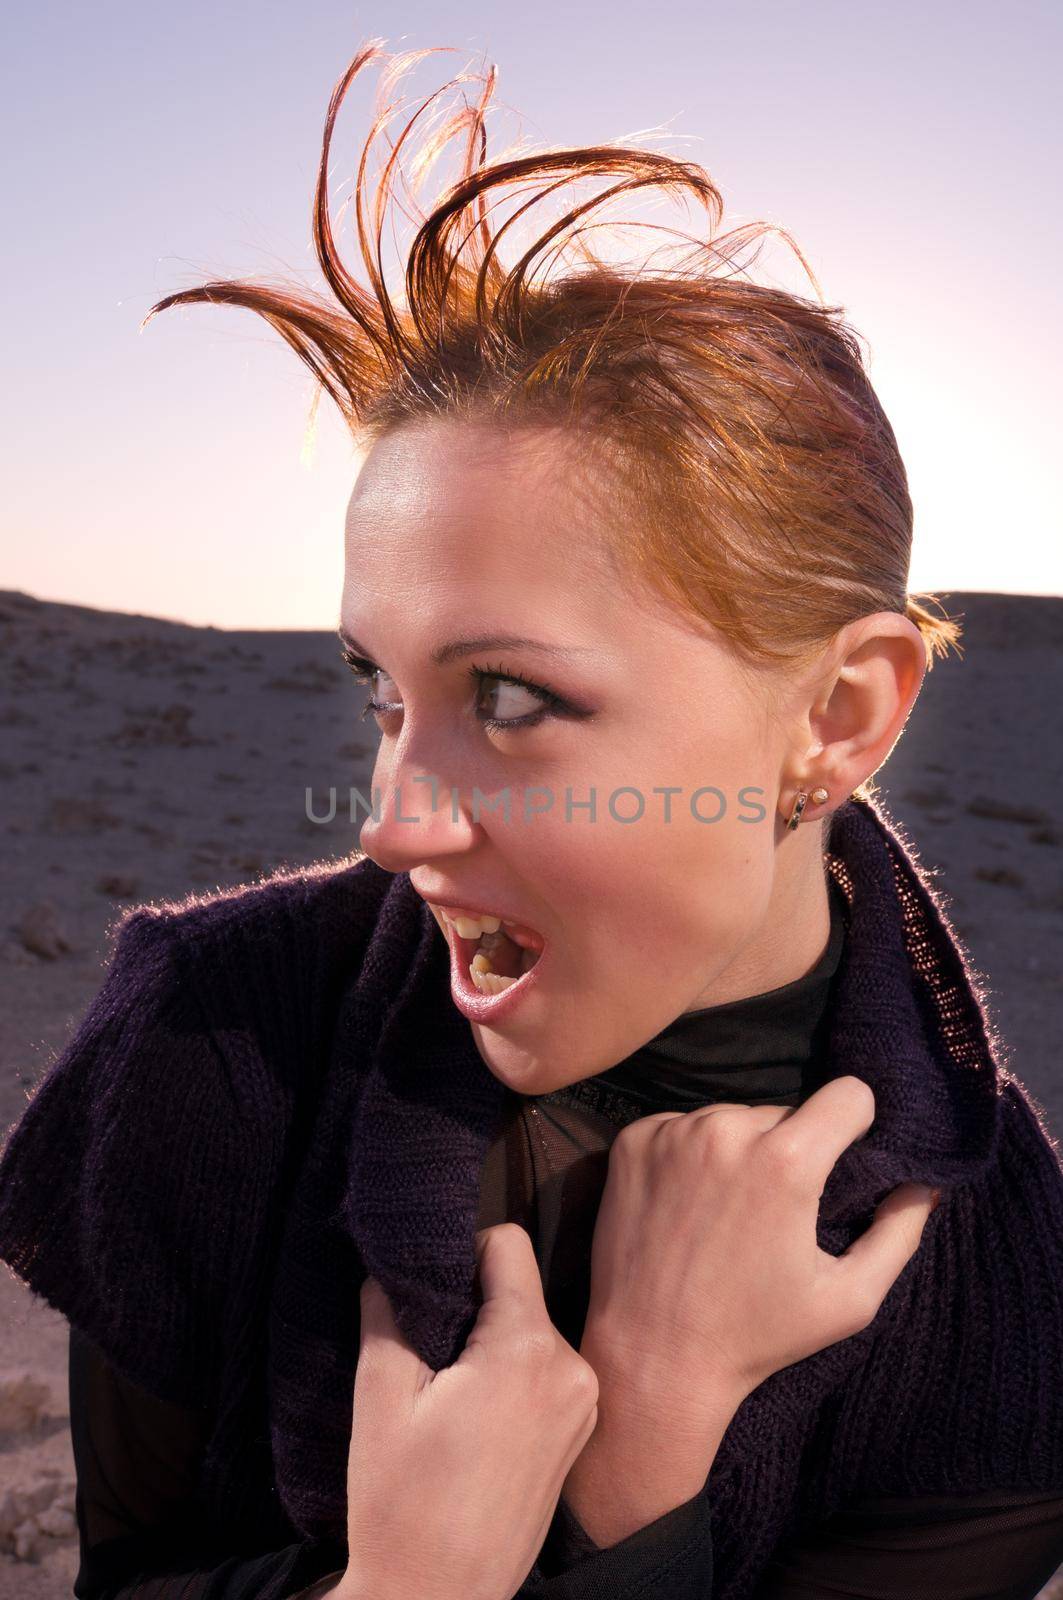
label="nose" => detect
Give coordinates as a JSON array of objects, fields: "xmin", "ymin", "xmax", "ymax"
[{"xmin": 358, "ymin": 752, "xmax": 480, "ymax": 874}]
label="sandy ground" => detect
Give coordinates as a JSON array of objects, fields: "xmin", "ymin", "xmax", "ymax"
[{"xmin": 1, "ymin": 585, "xmax": 1061, "ymax": 1595}]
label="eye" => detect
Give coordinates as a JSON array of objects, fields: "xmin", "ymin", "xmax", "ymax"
[
  {"xmin": 339, "ymin": 645, "xmax": 593, "ymax": 733},
  {"xmin": 340, "ymin": 647, "xmax": 401, "ymax": 723},
  {"xmin": 469, "ymin": 662, "xmax": 565, "ymax": 731}
]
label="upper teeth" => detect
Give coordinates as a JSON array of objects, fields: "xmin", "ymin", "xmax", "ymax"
[
  {"xmin": 431, "ymin": 906, "xmax": 544, "ymax": 952},
  {"xmin": 444, "ymin": 912, "xmax": 503, "ymax": 939}
]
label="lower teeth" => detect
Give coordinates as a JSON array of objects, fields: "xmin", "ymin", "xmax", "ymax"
[{"xmin": 469, "ymin": 943, "xmax": 538, "ymax": 995}]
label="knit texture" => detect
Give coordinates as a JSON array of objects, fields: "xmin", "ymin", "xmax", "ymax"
[{"xmin": 1, "ymin": 793, "xmax": 1061, "ymax": 1600}]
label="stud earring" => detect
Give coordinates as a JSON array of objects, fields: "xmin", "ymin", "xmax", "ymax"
[{"xmin": 786, "ymin": 787, "xmax": 831, "ymax": 831}]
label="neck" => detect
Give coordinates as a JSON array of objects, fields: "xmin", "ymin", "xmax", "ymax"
[{"xmin": 681, "ymin": 855, "xmax": 835, "ymax": 1013}]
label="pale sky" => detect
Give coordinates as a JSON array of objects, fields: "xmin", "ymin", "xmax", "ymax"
[{"xmin": 3, "ymin": 0, "xmax": 1060, "ymax": 628}]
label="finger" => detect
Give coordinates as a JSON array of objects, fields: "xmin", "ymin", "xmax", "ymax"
[
  {"xmin": 632, "ymin": 1104, "xmax": 792, "ymax": 1152},
  {"xmin": 688, "ymin": 1102, "xmax": 795, "ymax": 1130},
  {"xmin": 762, "ymin": 1075, "xmax": 878, "ymax": 1195},
  {"xmin": 356, "ymin": 1274, "xmax": 426, "ymax": 1390},
  {"xmin": 830, "ymin": 1181, "xmax": 939, "ymax": 1321},
  {"xmin": 472, "ymin": 1223, "xmax": 551, "ymax": 1332},
  {"xmin": 643, "ymin": 1104, "xmax": 762, "ymax": 1128}
]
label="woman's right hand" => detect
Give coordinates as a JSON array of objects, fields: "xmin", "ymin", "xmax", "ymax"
[
  {"xmin": 581, "ymin": 1075, "xmax": 941, "ymax": 1422},
  {"xmin": 335, "ymin": 1222, "xmax": 600, "ymax": 1600}
]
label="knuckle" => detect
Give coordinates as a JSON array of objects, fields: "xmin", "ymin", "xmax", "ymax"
[
  {"xmin": 761, "ymin": 1130, "xmax": 806, "ymax": 1178},
  {"xmin": 842, "ymin": 1074, "xmax": 877, "ymax": 1119},
  {"xmin": 845, "ymin": 1284, "xmax": 882, "ymax": 1335},
  {"xmin": 613, "ymin": 1118, "xmax": 650, "ymax": 1155},
  {"xmin": 488, "ymin": 1220, "xmax": 527, "ymax": 1246},
  {"xmin": 566, "ymin": 1354, "xmax": 601, "ymax": 1407},
  {"xmin": 696, "ymin": 1108, "xmax": 747, "ymax": 1158}
]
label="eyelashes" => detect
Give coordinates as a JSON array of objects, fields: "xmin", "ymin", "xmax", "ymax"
[
  {"xmin": 339, "ymin": 645, "xmax": 586, "ymax": 732},
  {"xmin": 340, "ymin": 648, "xmax": 403, "ymax": 724},
  {"xmin": 341, "ymin": 648, "xmax": 396, "ymax": 706}
]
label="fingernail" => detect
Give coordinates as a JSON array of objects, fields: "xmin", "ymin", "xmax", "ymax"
[{"xmin": 929, "ymin": 1187, "xmax": 943, "ymax": 1211}]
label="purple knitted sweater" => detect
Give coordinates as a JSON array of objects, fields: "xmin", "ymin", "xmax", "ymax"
[{"xmin": 2, "ymin": 792, "xmax": 1062, "ymax": 1599}]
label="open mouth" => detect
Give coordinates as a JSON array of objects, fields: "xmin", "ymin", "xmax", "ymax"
[{"xmin": 435, "ymin": 909, "xmax": 545, "ymax": 996}]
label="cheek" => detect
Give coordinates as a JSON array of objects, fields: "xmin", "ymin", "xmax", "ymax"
[
  {"xmin": 626, "ymin": 821, "xmax": 773, "ymax": 954},
  {"xmin": 496, "ymin": 791, "xmax": 772, "ymax": 966}
]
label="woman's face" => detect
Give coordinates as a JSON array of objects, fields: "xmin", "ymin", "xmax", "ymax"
[{"xmin": 343, "ymin": 415, "xmax": 832, "ymax": 1094}]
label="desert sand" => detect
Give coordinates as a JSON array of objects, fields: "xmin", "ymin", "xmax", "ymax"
[{"xmin": 1, "ymin": 585, "xmax": 1061, "ymax": 1595}]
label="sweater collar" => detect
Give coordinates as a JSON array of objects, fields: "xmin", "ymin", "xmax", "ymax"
[{"xmin": 345, "ymin": 793, "xmax": 1006, "ymax": 1372}]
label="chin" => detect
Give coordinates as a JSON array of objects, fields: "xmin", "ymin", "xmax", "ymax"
[{"xmin": 469, "ymin": 1023, "xmax": 572, "ymax": 1096}]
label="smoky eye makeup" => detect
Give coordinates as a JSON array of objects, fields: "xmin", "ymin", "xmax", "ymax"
[{"xmin": 339, "ymin": 645, "xmax": 596, "ymax": 731}]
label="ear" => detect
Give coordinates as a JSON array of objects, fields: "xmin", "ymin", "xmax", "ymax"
[{"xmin": 802, "ymin": 614, "xmax": 927, "ymax": 796}]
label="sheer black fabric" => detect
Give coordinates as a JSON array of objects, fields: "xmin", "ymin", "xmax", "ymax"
[
  {"xmin": 69, "ymin": 1323, "xmax": 347, "ymax": 1600},
  {"xmin": 67, "ymin": 876, "xmax": 1063, "ymax": 1597}
]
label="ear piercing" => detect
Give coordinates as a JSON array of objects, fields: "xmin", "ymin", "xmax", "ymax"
[{"xmin": 786, "ymin": 787, "xmax": 830, "ymax": 830}]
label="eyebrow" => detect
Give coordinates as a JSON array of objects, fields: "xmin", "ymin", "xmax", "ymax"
[{"xmin": 337, "ymin": 625, "xmax": 596, "ymax": 666}]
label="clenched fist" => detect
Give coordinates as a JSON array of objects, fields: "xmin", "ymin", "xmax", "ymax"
[
  {"xmin": 336, "ymin": 1223, "xmax": 600, "ymax": 1600},
  {"xmin": 581, "ymin": 1075, "xmax": 939, "ymax": 1415}
]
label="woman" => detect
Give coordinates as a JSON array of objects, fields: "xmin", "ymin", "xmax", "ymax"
[{"xmin": 2, "ymin": 36, "xmax": 1063, "ymax": 1600}]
